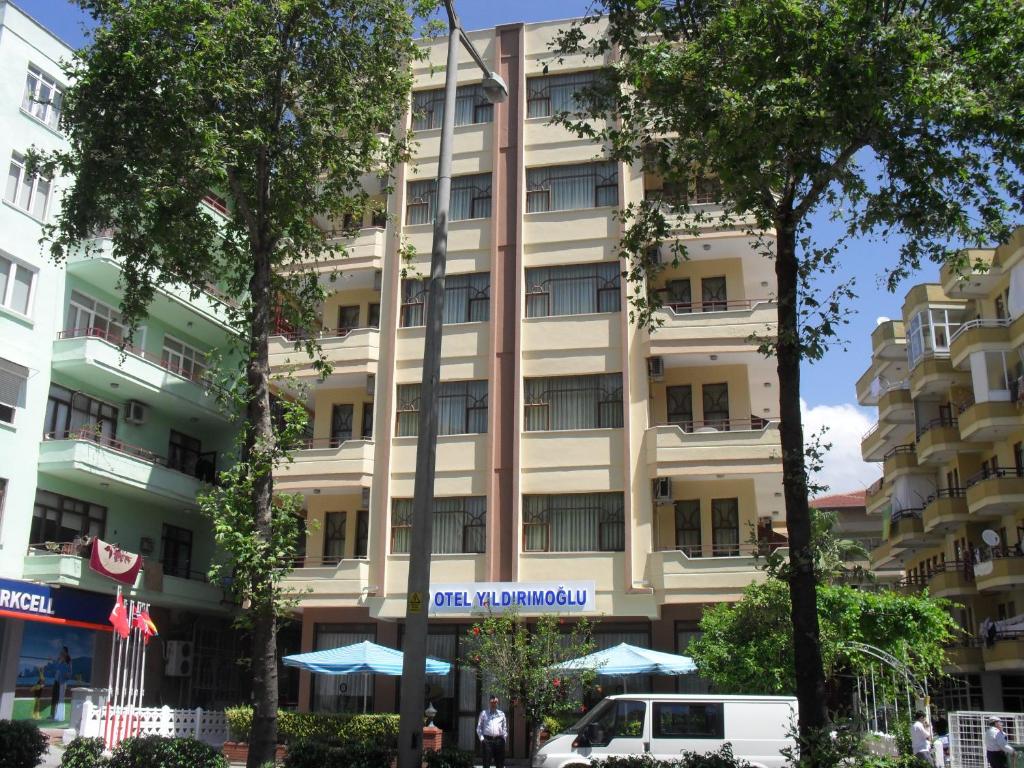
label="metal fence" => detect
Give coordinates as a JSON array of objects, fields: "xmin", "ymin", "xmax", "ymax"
[{"xmin": 950, "ymin": 711, "xmax": 1024, "ymax": 768}]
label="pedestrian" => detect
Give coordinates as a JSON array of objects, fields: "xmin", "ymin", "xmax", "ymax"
[
  {"xmin": 985, "ymin": 716, "xmax": 1014, "ymax": 768},
  {"xmin": 911, "ymin": 711, "xmax": 933, "ymax": 766},
  {"xmin": 476, "ymin": 694, "xmax": 508, "ymax": 768},
  {"xmin": 50, "ymin": 646, "xmax": 72, "ymax": 721}
]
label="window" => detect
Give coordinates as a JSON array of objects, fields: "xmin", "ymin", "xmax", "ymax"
[
  {"xmin": 368, "ymin": 303, "xmax": 381, "ymax": 329},
  {"xmin": 584, "ymin": 699, "xmax": 646, "ymax": 746},
  {"xmin": 406, "ymin": 173, "xmax": 492, "ymax": 225},
  {"xmin": 168, "ymin": 430, "xmax": 210, "ymax": 480},
  {"xmin": 360, "ymin": 402, "xmax": 374, "ymax": 440},
  {"xmin": 652, "ymin": 702, "xmax": 724, "ymax": 739},
  {"xmin": 664, "ymin": 279, "xmax": 692, "ymax": 312},
  {"xmin": 526, "ymin": 70, "xmax": 599, "ymax": 118},
  {"xmin": 161, "ymin": 524, "xmax": 194, "ymax": 579},
  {"xmin": 31, "ymin": 490, "xmax": 106, "ymax": 544},
  {"xmin": 65, "ymin": 290, "xmax": 124, "ymax": 341},
  {"xmin": 525, "ymin": 262, "xmax": 620, "ymax": 317},
  {"xmin": 331, "ymin": 404, "xmax": 354, "ymax": 444},
  {"xmin": 523, "ymin": 493, "xmax": 625, "ymax": 552},
  {"xmin": 667, "ymin": 385, "xmax": 693, "ymax": 429},
  {"xmin": 324, "ymin": 511, "xmax": 347, "ymax": 563},
  {"xmin": 5, "ymin": 151, "xmax": 51, "ymax": 220},
  {"xmin": 22, "ymin": 65, "xmax": 64, "ymax": 130},
  {"xmin": 411, "ymin": 84, "xmax": 494, "ymax": 130},
  {"xmin": 0, "ymin": 358, "xmax": 28, "ymax": 425},
  {"xmin": 524, "ymin": 373, "xmax": 623, "ymax": 431},
  {"xmin": 391, "ymin": 496, "xmax": 485, "ymax": 554},
  {"xmin": 702, "ymin": 383, "xmax": 730, "ymax": 428},
  {"xmin": 396, "ymin": 380, "xmax": 487, "ymax": 437},
  {"xmin": 691, "ymin": 175, "xmax": 723, "ymax": 205},
  {"xmin": 355, "ymin": 509, "xmax": 369, "ymax": 558},
  {"xmin": 711, "ymin": 498, "xmax": 739, "ymax": 556},
  {"xmin": 44, "ymin": 384, "xmax": 118, "ymax": 441},
  {"xmin": 400, "ymin": 272, "xmax": 490, "ymax": 326},
  {"xmin": 313, "ymin": 624, "xmax": 374, "ymax": 712},
  {"xmin": 161, "ymin": 335, "xmax": 207, "ymax": 380},
  {"xmin": 526, "ymin": 162, "xmax": 618, "ymax": 212},
  {"xmin": 675, "ymin": 500, "xmax": 701, "ymax": 556},
  {"xmin": 337, "ymin": 305, "xmax": 360, "ymax": 334},
  {"xmin": 701, "ymin": 277, "xmax": 727, "ymax": 312},
  {"xmin": 906, "ymin": 307, "xmax": 966, "ymax": 367},
  {"xmin": 0, "ymin": 253, "xmax": 37, "ymax": 316}
]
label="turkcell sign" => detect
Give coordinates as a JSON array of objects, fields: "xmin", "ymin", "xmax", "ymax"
[
  {"xmin": 0, "ymin": 578, "xmax": 57, "ymax": 618},
  {"xmin": 0, "ymin": 577, "xmax": 113, "ymax": 631},
  {"xmin": 429, "ymin": 581, "xmax": 597, "ymax": 615}
]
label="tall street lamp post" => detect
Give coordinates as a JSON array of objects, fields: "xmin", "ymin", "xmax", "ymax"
[{"xmin": 396, "ymin": 4, "xmax": 507, "ymax": 768}]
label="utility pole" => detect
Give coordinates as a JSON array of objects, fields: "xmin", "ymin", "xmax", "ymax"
[{"xmin": 396, "ymin": 4, "xmax": 507, "ymax": 768}]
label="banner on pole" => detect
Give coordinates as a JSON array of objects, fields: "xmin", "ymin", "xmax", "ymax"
[{"xmin": 90, "ymin": 539, "xmax": 143, "ymax": 585}]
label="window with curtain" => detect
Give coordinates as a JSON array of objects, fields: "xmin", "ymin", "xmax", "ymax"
[
  {"xmin": 22, "ymin": 64, "xmax": 64, "ymax": 130},
  {"xmin": 524, "ymin": 373, "xmax": 623, "ymax": 431},
  {"xmin": 5, "ymin": 151, "xmax": 52, "ymax": 220},
  {"xmin": 526, "ymin": 70, "xmax": 599, "ymax": 118},
  {"xmin": 324, "ymin": 511, "xmax": 347, "ymax": 563},
  {"xmin": 406, "ymin": 173, "xmax": 492, "ymax": 225},
  {"xmin": 31, "ymin": 490, "xmax": 106, "ymax": 544},
  {"xmin": 525, "ymin": 262, "xmax": 620, "ymax": 317},
  {"xmin": 44, "ymin": 385, "xmax": 117, "ymax": 441},
  {"xmin": 331, "ymin": 404, "xmax": 354, "ymax": 444},
  {"xmin": 701, "ymin": 383, "xmax": 730, "ymax": 428},
  {"xmin": 411, "ymin": 84, "xmax": 494, "ymax": 130},
  {"xmin": 711, "ymin": 498, "xmax": 739, "ymax": 556},
  {"xmin": 391, "ymin": 497, "xmax": 485, "ymax": 554},
  {"xmin": 674, "ymin": 500, "xmax": 701, "ymax": 557},
  {"xmin": 312, "ymin": 624, "xmax": 374, "ymax": 712},
  {"xmin": 400, "ymin": 272, "xmax": 490, "ymax": 327},
  {"xmin": 523, "ymin": 492, "xmax": 624, "ymax": 552},
  {"xmin": 396, "ymin": 380, "xmax": 487, "ymax": 437},
  {"xmin": 666, "ymin": 386, "xmax": 693, "ymax": 429},
  {"xmin": 664, "ymin": 279, "xmax": 692, "ymax": 312},
  {"xmin": 355, "ymin": 509, "xmax": 369, "ymax": 558},
  {"xmin": 701, "ymin": 277, "xmax": 727, "ymax": 311},
  {"xmin": 526, "ymin": 162, "xmax": 618, "ymax": 213},
  {"xmin": 0, "ymin": 253, "xmax": 37, "ymax": 317},
  {"xmin": 0, "ymin": 358, "xmax": 28, "ymax": 425}
]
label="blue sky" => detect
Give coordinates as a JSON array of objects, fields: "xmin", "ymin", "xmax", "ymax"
[{"xmin": 18, "ymin": 0, "xmax": 935, "ymax": 490}]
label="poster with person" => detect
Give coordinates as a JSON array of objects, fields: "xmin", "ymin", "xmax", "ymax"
[{"xmin": 14, "ymin": 623, "xmax": 95, "ymax": 725}]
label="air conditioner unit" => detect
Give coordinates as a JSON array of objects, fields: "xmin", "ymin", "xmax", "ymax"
[
  {"xmin": 652, "ymin": 477, "xmax": 672, "ymax": 504},
  {"xmin": 361, "ymin": 487, "xmax": 371, "ymax": 508},
  {"xmin": 124, "ymin": 400, "xmax": 148, "ymax": 425},
  {"xmin": 164, "ymin": 641, "xmax": 193, "ymax": 677},
  {"xmin": 365, "ymin": 374, "xmax": 376, "ymax": 397},
  {"xmin": 647, "ymin": 356, "xmax": 665, "ymax": 381}
]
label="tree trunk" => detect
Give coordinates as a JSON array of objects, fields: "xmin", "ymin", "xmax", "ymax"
[
  {"xmin": 773, "ymin": 222, "xmax": 829, "ymax": 759},
  {"xmin": 245, "ymin": 246, "xmax": 279, "ymax": 768}
]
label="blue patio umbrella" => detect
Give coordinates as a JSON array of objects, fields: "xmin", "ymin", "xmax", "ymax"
[
  {"xmin": 283, "ymin": 640, "xmax": 451, "ymax": 711},
  {"xmin": 553, "ymin": 642, "xmax": 696, "ymax": 691}
]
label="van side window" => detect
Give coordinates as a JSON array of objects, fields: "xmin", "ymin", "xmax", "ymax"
[
  {"xmin": 652, "ymin": 702, "xmax": 724, "ymax": 739},
  {"xmin": 590, "ymin": 700, "xmax": 646, "ymax": 746}
]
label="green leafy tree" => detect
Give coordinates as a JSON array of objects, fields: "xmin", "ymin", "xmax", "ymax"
[
  {"xmin": 33, "ymin": 1, "xmax": 431, "ymax": 765},
  {"xmin": 553, "ymin": 2, "xmax": 1023, "ymax": 761},
  {"xmin": 462, "ymin": 611, "xmax": 597, "ymax": 758},
  {"xmin": 688, "ymin": 579, "xmax": 958, "ymax": 697}
]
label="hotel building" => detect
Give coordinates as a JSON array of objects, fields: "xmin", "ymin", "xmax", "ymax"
[
  {"xmin": 277, "ymin": 18, "xmax": 786, "ymax": 750},
  {"xmin": 857, "ymin": 227, "xmax": 1024, "ymax": 712}
]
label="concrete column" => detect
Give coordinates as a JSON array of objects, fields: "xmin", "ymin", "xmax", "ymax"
[
  {"xmin": 0, "ymin": 618, "xmax": 25, "ymax": 719},
  {"xmin": 981, "ymin": 672, "xmax": 1004, "ymax": 710}
]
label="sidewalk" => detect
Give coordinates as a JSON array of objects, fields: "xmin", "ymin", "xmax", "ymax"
[{"xmin": 41, "ymin": 744, "xmax": 64, "ymax": 768}]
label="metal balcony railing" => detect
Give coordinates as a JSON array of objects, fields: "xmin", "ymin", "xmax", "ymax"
[{"xmin": 56, "ymin": 327, "xmax": 208, "ymax": 384}]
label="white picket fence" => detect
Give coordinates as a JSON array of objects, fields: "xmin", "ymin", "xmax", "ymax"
[
  {"xmin": 79, "ymin": 699, "xmax": 228, "ymax": 747},
  {"xmin": 949, "ymin": 711, "xmax": 1024, "ymax": 768}
]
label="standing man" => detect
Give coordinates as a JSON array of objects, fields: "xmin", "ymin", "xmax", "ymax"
[
  {"xmin": 911, "ymin": 711, "xmax": 933, "ymax": 765},
  {"xmin": 476, "ymin": 694, "xmax": 508, "ymax": 768},
  {"xmin": 985, "ymin": 716, "xmax": 1015, "ymax": 768}
]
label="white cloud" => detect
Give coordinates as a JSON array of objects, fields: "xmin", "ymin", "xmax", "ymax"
[{"xmin": 800, "ymin": 399, "xmax": 881, "ymax": 495}]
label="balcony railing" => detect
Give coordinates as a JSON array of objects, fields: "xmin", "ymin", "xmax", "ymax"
[
  {"xmin": 44, "ymin": 429, "xmax": 216, "ymax": 482},
  {"xmin": 272, "ymin": 325, "xmax": 376, "ymax": 343},
  {"xmin": 862, "ymin": 421, "xmax": 880, "ymax": 441},
  {"xmin": 865, "ymin": 476, "xmax": 884, "ymax": 497},
  {"xmin": 927, "ymin": 487, "xmax": 967, "ymax": 502},
  {"xmin": 948, "ymin": 316, "xmax": 1011, "ymax": 344},
  {"xmin": 658, "ymin": 542, "xmax": 786, "ymax": 558},
  {"xmin": 890, "ymin": 507, "xmax": 923, "ymax": 523},
  {"xmin": 965, "ymin": 466, "xmax": 1024, "ymax": 488},
  {"xmin": 26, "ymin": 543, "xmax": 210, "ymax": 582},
  {"xmin": 56, "ymin": 327, "xmax": 208, "ymax": 384},
  {"xmin": 917, "ymin": 416, "xmax": 958, "ymax": 439},
  {"xmin": 289, "ymin": 554, "xmax": 369, "ymax": 568},
  {"xmin": 663, "ymin": 417, "xmax": 776, "ymax": 433},
  {"xmin": 659, "ymin": 298, "xmax": 774, "ymax": 314},
  {"xmin": 883, "ymin": 443, "xmax": 916, "ymax": 460},
  {"xmin": 295, "ymin": 437, "xmax": 368, "ymax": 450}
]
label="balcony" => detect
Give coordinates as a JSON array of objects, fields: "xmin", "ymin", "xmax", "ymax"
[
  {"xmin": 647, "ymin": 545, "xmax": 783, "ymax": 600},
  {"xmin": 944, "ymin": 641, "xmax": 984, "ymax": 673},
  {"xmin": 882, "ymin": 443, "xmax": 926, "ymax": 479},
  {"xmin": 958, "ymin": 399, "xmax": 1020, "ymax": 443},
  {"xmin": 940, "ymin": 248, "xmax": 1000, "ymax": 297},
  {"xmin": 888, "ymin": 508, "xmax": 925, "ymax": 552},
  {"xmin": 269, "ymin": 327, "xmax": 379, "ymax": 386},
  {"xmin": 864, "ymin": 476, "xmax": 890, "ymax": 516},
  {"xmin": 915, "ymin": 418, "xmax": 962, "ymax": 464},
  {"xmin": 965, "ymin": 467, "xmax": 1024, "ymax": 519},
  {"xmin": 927, "ymin": 561, "xmax": 977, "ymax": 598},
  {"xmin": 878, "ymin": 384, "xmax": 914, "ymax": 424},
  {"xmin": 872, "ymin": 319, "xmax": 907, "ymax": 360},
  {"xmin": 910, "ymin": 352, "xmax": 970, "ymax": 398},
  {"xmin": 23, "ymin": 547, "xmax": 228, "ymax": 613},
  {"xmin": 38, "ymin": 431, "xmax": 210, "ymax": 506},
  {"xmin": 273, "ymin": 439, "xmax": 374, "ymax": 495},
  {"xmin": 982, "ymin": 633, "xmax": 1024, "ymax": 672},
  {"xmin": 974, "ymin": 552, "xmax": 1024, "ymax": 592},
  {"xmin": 949, "ymin": 318, "xmax": 1011, "ymax": 368},
  {"xmin": 51, "ymin": 328, "xmax": 227, "ymax": 423},
  {"xmin": 648, "ymin": 420, "xmax": 781, "ymax": 477},
  {"xmin": 292, "ymin": 227, "xmax": 386, "ymax": 275},
  {"xmin": 648, "ymin": 300, "xmax": 777, "ymax": 358},
  {"xmin": 283, "ymin": 557, "xmax": 371, "ymax": 604},
  {"xmin": 922, "ymin": 489, "xmax": 970, "ymax": 533}
]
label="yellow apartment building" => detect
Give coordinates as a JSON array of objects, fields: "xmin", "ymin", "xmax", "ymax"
[
  {"xmin": 858, "ymin": 227, "xmax": 1024, "ymax": 713},
  {"xmin": 270, "ymin": 18, "xmax": 786, "ymax": 751}
]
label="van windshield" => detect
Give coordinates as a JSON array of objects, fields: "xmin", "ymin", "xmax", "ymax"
[{"xmin": 565, "ymin": 699, "xmax": 613, "ymax": 734}]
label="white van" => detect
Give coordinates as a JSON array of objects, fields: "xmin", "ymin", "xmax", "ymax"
[{"xmin": 532, "ymin": 694, "xmax": 797, "ymax": 768}]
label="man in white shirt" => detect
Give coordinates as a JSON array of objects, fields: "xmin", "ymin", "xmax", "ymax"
[
  {"xmin": 985, "ymin": 716, "xmax": 1014, "ymax": 768},
  {"xmin": 476, "ymin": 695, "xmax": 508, "ymax": 768},
  {"xmin": 911, "ymin": 711, "xmax": 933, "ymax": 765}
]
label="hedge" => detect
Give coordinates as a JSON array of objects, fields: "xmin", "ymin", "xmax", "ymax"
[
  {"xmin": 224, "ymin": 706, "xmax": 399, "ymax": 747},
  {"xmin": 60, "ymin": 735, "xmax": 226, "ymax": 768},
  {"xmin": 0, "ymin": 719, "xmax": 49, "ymax": 768}
]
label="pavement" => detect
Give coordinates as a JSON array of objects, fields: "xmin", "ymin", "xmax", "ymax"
[{"xmin": 41, "ymin": 743, "xmax": 64, "ymax": 767}]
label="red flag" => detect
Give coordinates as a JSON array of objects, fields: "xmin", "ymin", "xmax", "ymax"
[
  {"xmin": 133, "ymin": 608, "xmax": 158, "ymax": 644},
  {"xmin": 109, "ymin": 592, "xmax": 129, "ymax": 638}
]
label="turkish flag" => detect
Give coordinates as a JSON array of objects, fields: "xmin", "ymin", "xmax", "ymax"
[
  {"xmin": 109, "ymin": 592, "xmax": 129, "ymax": 638},
  {"xmin": 133, "ymin": 608, "xmax": 158, "ymax": 644}
]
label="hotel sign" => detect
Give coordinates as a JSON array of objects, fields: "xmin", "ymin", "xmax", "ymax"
[{"xmin": 429, "ymin": 581, "xmax": 597, "ymax": 615}]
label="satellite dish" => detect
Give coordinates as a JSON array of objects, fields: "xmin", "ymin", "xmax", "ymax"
[
  {"xmin": 982, "ymin": 529, "xmax": 1002, "ymax": 547},
  {"xmin": 974, "ymin": 560, "xmax": 994, "ymax": 578}
]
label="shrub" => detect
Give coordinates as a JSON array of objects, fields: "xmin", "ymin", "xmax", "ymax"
[
  {"xmin": 283, "ymin": 738, "xmax": 394, "ymax": 768},
  {"xmin": 224, "ymin": 706, "xmax": 252, "ymax": 742},
  {"xmin": 60, "ymin": 737, "xmax": 108, "ymax": 768},
  {"xmin": 224, "ymin": 707, "xmax": 398, "ymax": 747},
  {"xmin": 856, "ymin": 757, "xmax": 921, "ymax": 768},
  {"xmin": 593, "ymin": 757, "xmax": 675, "ymax": 768},
  {"xmin": 593, "ymin": 745, "xmax": 753, "ymax": 768},
  {"xmin": 107, "ymin": 735, "xmax": 227, "ymax": 768},
  {"xmin": 423, "ymin": 747, "xmax": 475, "ymax": 768},
  {"xmin": 0, "ymin": 719, "xmax": 49, "ymax": 768}
]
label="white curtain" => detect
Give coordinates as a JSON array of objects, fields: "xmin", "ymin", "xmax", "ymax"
[
  {"xmin": 392, "ymin": 496, "xmax": 485, "ymax": 554},
  {"xmin": 525, "ymin": 262, "xmax": 620, "ymax": 317},
  {"xmin": 400, "ymin": 273, "xmax": 490, "ymax": 327},
  {"xmin": 524, "ymin": 493, "xmax": 624, "ymax": 552},
  {"xmin": 408, "ymin": 174, "xmax": 493, "ymax": 224},
  {"xmin": 313, "ymin": 628, "xmax": 374, "ymax": 712},
  {"xmin": 524, "ymin": 373, "xmax": 623, "ymax": 430},
  {"xmin": 526, "ymin": 162, "xmax": 617, "ymax": 212},
  {"xmin": 1010, "ymin": 262, "xmax": 1024, "ymax": 319},
  {"xmin": 412, "ymin": 85, "xmax": 493, "ymax": 130},
  {"xmin": 397, "ymin": 380, "xmax": 487, "ymax": 437},
  {"xmin": 710, "ymin": 498, "xmax": 739, "ymax": 555},
  {"xmin": 526, "ymin": 71, "xmax": 597, "ymax": 118}
]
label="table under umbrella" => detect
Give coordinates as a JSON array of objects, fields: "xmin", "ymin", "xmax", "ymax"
[
  {"xmin": 283, "ymin": 640, "xmax": 452, "ymax": 712},
  {"xmin": 553, "ymin": 642, "xmax": 696, "ymax": 692}
]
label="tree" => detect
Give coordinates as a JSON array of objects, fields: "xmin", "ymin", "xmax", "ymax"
[
  {"xmin": 33, "ymin": 2, "xmax": 429, "ymax": 764},
  {"xmin": 462, "ymin": 610, "xmax": 597, "ymax": 758},
  {"xmin": 554, "ymin": 2, "xmax": 1023, "ymax": 762}
]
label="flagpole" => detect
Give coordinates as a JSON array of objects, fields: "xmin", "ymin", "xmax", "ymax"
[
  {"xmin": 130, "ymin": 602, "xmax": 148, "ymax": 737},
  {"xmin": 103, "ymin": 587, "xmax": 121, "ymax": 751},
  {"xmin": 117, "ymin": 599, "xmax": 136, "ymax": 745},
  {"xmin": 134, "ymin": 604, "xmax": 150, "ymax": 735},
  {"xmin": 110, "ymin": 607, "xmax": 126, "ymax": 748},
  {"xmin": 124, "ymin": 603, "xmax": 137, "ymax": 742}
]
